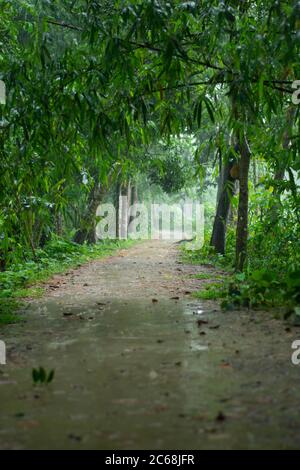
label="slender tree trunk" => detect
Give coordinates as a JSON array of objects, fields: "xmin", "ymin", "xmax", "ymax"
[
  {"xmin": 215, "ymin": 149, "xmax": 223, "ymax": 204},
  {"xmin": 227, "ymin": 179, "xmax": 239, "ymax": 226},
  {"xmin": 119, "ymin": 183, "xmax": 129, "ymax": 239},
  {"xmin": 128, "ymin": 185, "xmax": 138, "ymax": 225},
  {"xmin": 114, "ymin": 181, "xmax": 121, "ymax": 239},
  {"xmin": 235, "ymin": 133, "xmax": 251, "ymax": 271},
  {"xmin": 55, "ymin": 212, "xmax": 63, "ymax": 237},
  {"xmin": 0, "ymin": 253, "xmax": 6, "ymax": 271},
  {"xmin": 210, "ymin": 153, "xmax": 236, "ymax": 255},
  {"xmin": 252, "ymin": 158, "xmax": 257, "ymax": 187},
  {"xmin": 73, "ymin": 184, "xmax": 106, "ymax": 244}
]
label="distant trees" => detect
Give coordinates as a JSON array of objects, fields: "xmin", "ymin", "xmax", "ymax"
[{"xmin": 0, "ymin": 0, "xmax": 299, "ymax": 271}]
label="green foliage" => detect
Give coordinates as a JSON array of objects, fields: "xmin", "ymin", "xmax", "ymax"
[
  {"xmin": 32, "ymin": 367, "xmax": 55, "ymax": 385},
  {"xmin": 148, "ymin": 152, "xmax": 187, "ymax": 194},
  {"xmin": 184, "ymin": 182, "xmax": 300, "ymax": 315},
  {"xmin": 190, "ymin": 261, "xmax": 300, "ymax": 315},
  {"xmin": 181, "ymin": 228, "xmax": 235, "ymax": 269},
  {"xmin": 221, "ymin": 268, "xmax": 300, "ymax": 311},
  {"xmin": 193, "ymin": 283, "xmax": 227, "ymax": 301},
  {"xmin": 147, "ymin": 135, "xmax": 197, "ymax": 194},
  {"xmin": 247, "ymin": 187, "xmax": 300, "ymax": 273},
  {"xmin": 0, "ymin": 0, "xmax": 299, "ymax": 319},
  {"xmin": 191, "ymin": 273, "xmax": 222, "ymax": 281},
  {"xmin": 0, "ymin": 299, "xmax": 23, "ymax": 326}
]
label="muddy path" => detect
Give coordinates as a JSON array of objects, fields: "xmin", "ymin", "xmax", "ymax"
[{"xmin": 0, "ymin": 241, "xmax": 299, "ymax": 449}]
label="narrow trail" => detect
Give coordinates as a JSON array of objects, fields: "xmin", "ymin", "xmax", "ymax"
[{"xmin": 0, "ymin": 241, "xmax": 299, "ymax": 449}]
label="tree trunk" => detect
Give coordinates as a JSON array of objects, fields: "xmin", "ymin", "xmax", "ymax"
[
  {"xmin": 252, "ymin": 158, "xmax": 257, "ymax": 187},
  {"xmin": 210, "ymin": 153, "xmax": 236, "ymax": 255},
  {"xmin": 227, "ymin": 179, "xmax": 239, "ymax": 226},
  {"xmin": 119, "ymin": 183, "xmax": 129, "ymax": 239},
  {"xmin": 55, "ymin": 212, "xmax": 63, "ymax": 237},
  {"xmin": 0, "ymin": 253, "xmax": 6, "ymax": 272},
  {"xmin": 215, "ymin": 148, "xmax": 223, "ymax": 204},
  {"xmin": 114, "ymin": 181, "xmax": 121, "ymax": 239},
  {"xmin": 128, "ymin": 185, "xmax": 138, "ymax": 225},
  {"xmin": 73, "ymin": 184, "xmax": 105, "ymax": 244},
  {"xmin": 235, "ymin": 133, "xmax": 251, "ymax": 271}
]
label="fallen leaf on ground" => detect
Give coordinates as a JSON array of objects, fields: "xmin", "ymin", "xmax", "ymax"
[
  {"xmin": 215, "ymin": 411, "xmax": 226, "ymax": 422},
  {"xmin": 197, "ymin": 319, "xmax": 208, "ymax": 326},
  {"xmin": 17, "ymin": 420, "xmax": 40, "ymax": 429},
  {"xmin": 220, "ymin": 362, "xmax": 232, "ymax": 369},
  {"xmin": 68, "ymin": 433, "xmax": 82, "ymax": 442}
]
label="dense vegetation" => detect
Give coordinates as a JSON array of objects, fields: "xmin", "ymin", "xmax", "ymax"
[{"xmin": 0, "ymin": 1, "xmax": 299, "ymax": 320}]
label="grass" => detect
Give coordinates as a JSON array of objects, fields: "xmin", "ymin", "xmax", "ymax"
[
  {"xmin": 193, "ymin": 289, "xmax": 224, "ymax": 300},
  {"xmin": 181, "ymin": 243, "xmax": 234, "ymax": 270},
  {"xmin": 183, "ymin": 241, "xmax": 300, "ymax": 318},
  {"xmin": 0, "ymin": 238, "xmax": 135, "ymax": 325},
  {"xmin": 180, "ymin": 224, "xmax": 300, "ymax": 319},
  {"xmin": 190, "ymin": 272, "xmax": 224, "ymax": 280},
  {"xmin": 192, "ymin": 281, "xmax": 227, "ymax": 300},
  {"xmin": 181, "ymin": 240, "xmax": 230, "ymax": 302},
  {"xmin": 0, "ymin": 299, "xmax": 24, "ymax": 325}
]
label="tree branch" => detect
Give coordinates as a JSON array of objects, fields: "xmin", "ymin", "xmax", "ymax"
[{"xmin": 46, "ymin": 19, "xmax": 82, "ymax": 32}]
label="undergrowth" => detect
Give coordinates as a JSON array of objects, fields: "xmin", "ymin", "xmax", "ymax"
[{"xmin": 182, "ymin": 221, "xmax": 300, "ymax": 323}]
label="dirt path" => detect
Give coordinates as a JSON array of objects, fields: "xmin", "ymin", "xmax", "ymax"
[{"xmin": 0, "ymin": 241, "xmax": 299, "ymax": 449}]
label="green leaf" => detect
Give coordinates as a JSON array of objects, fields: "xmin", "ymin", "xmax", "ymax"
[
  {"xmin": 204, "ymin": 97, "xmax": 215, "ymax": 123},
  {"xmin": 39, "ymin": 367, "xmax": 46, "ymax": 383},
  {"xmin": 47, "ymin": 369, "xmax": 55, "ymax": 384},
  {"xmin": 32, "ymin": 368, "xmax": 39, "ymax": 384}
]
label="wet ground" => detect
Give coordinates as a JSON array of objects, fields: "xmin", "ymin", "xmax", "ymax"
[{"xmin": 0, "ymin": 241, "xmax": 300, "ymax": 449}]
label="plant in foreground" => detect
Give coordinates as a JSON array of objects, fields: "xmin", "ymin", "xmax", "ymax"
[{"xmin": 32, "ymin": 367, "xmax": 55, "ymax": 385}]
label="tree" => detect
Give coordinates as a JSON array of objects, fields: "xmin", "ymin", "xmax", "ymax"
[{"xmin": 0, "ymin": 0, "xmax": 299, "ymax": 273}]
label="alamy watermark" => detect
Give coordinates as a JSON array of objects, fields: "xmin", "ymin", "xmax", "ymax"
[
  {"xmin": 0, "ymin": 83, "xmax": 9, "ymax": 365},
  {"xmin": 291, "ymin": 340, "xmax": 300, "ymax": 365},
  {"xmin": 0, "ymin": 340, "xmax": 6, "ymax": 365},
  {"xmin": 292, "ymin": 80, "xmax": 300, "ymax": 105},
  {"xmin": 96, "ymin": 198, "xmax": 204, "ymax": 249},
  {"xmin": 0, "ymin": 80, "xmax": 6, "ymax": 105}
]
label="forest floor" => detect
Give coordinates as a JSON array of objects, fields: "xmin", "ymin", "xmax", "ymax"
[{"xmin": 0, "ymin": 240, "xmax": 300, "ymax": 449}]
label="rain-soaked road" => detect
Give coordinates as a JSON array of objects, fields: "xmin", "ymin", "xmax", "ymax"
[{"xmin": 0, "ymin": 241, "xmax": 300, "ymax": 449}]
